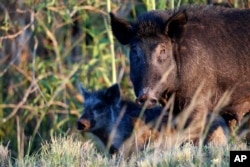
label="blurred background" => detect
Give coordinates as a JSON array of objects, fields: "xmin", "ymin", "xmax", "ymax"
[{"xmin": 0, "ymin": 0, "xmax": 249, "ymax": 160}]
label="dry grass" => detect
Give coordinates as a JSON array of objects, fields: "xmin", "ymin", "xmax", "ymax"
[
  {"xmin": 1, "ymin": 0, "xmax": 250, "ymax": 166},
  {"xmin": 0, "ymin": 142, "xmax": 10, "ymax": 166},
  {"xmin": 0, "ymin": 134, "xmax": 248, "ymax": 167}
]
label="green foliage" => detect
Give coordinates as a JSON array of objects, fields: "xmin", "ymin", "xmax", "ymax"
[{"xmin": 0, "ymin": 0, "xmax": 135, "ymax": 160}]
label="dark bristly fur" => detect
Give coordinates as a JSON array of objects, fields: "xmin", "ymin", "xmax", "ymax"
[
  {"xmin": 77, "ymin": 84, "xmax": 166, "ymax": 154},
  {"xmin": 110, "ymin": 5, "xmax": 250, "ymax": 141},
  {"xmin": 77, "ymin": 84, "xmax": 229, "ymax": 155}
]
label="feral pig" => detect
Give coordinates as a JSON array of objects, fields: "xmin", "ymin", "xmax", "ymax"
[
  {"xmin": 110, "ymin": 5, "xmax": 250, "ymax": 139},
  {"xmin": 77, "ymin": 83, "xmax": 167, "ymax": 154},
  {"xmin": 77, "ymin": 84, "xmax": 229, "ymax": 155}
]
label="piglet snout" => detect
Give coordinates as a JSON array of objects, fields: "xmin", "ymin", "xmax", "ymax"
[{"xmin": 77, "ymin": 118, "xmax": 91, "ymax": 131}]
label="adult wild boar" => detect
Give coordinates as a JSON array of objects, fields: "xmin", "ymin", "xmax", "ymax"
[{"xmin": 110, "ymin": 6, "xmax": 250, "ymax": 134}]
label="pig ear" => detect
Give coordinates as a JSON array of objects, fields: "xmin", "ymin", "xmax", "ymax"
[
  {"xmin": 165, "ymin": 10, "xmax": 187, "ymax": 41},
  {"xmin": 110, "ymin": 13, "xmax": 134, "ymax": 45},
  {"xmin": 104, "ymin": 83, "xmax": 121, "ymax": 104},
  {"xmin": 80, "ymin": 84, "xmax": 90, "ymax": 99}
]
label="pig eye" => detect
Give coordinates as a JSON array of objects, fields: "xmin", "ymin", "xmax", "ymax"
[
  {"xmin": 157, "ymin": 50, "xmax": 167, "ymax": 63},
  {"xmin": 159, "ymin": 44, "xmax": 166, "ymax": 54},
  {"xmin": 156, "ymin": 44, "xmax": 168, "ymax": 63},
  {"xmin": 160, "ymin": 49, "xmax": 165, "ymax": 54}
]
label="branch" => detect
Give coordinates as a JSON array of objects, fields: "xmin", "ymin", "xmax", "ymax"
[{"xmin": 1, "ymin": 81, "xmax": 37, "ymax": 123}]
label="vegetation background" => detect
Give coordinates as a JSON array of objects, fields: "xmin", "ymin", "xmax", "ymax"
[{"xmin": 0, "ymin": 0, "xmax": 249, "ymax": 166}]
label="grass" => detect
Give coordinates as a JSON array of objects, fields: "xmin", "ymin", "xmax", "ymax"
[
  {"xmin": 0, "ymin": 134, "xmax": 248, "ymax": 167},
  {"xmin": 0, "ymin": 0, "xmax": 249, "ymax": 166}
]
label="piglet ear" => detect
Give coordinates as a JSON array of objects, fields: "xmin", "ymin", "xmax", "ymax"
[
  {"xmin": 165, "ymin": 10, "xmax": 187, "ymax": 42},
  {"xmin": 80, "ymin": 84, "xmax": 90, "ymax": 99},
  {"xmin": 104, "ymin": 83, "xmax": 121, "ymax": 104},
  {"xmin": 110, "ymin": 13, "xmax": 134, "ymax": 45}
]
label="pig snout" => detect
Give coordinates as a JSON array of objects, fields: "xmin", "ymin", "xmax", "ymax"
[{"xmin": 77, "ymin": 118, "xmax": 91, "ymax": 131}]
